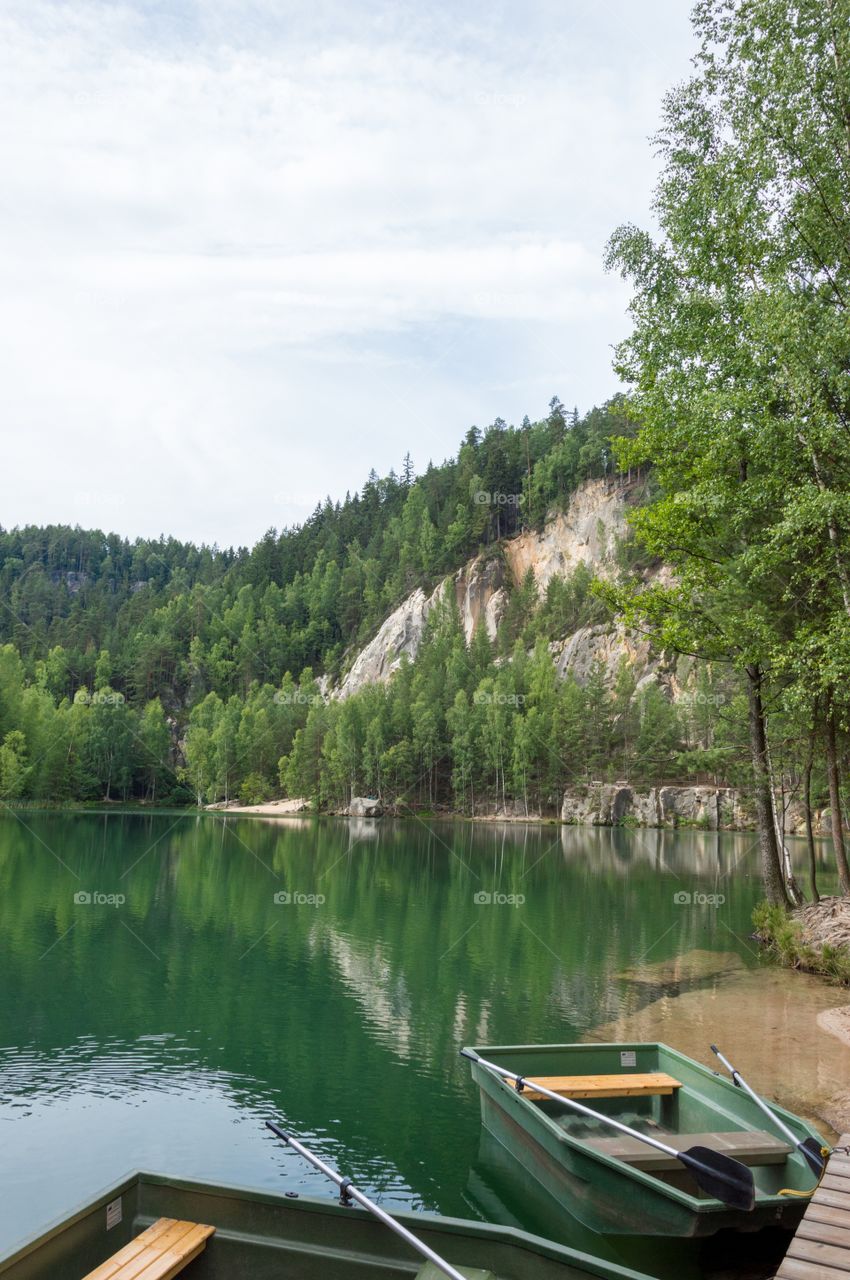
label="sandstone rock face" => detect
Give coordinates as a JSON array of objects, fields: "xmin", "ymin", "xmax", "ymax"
[
  {"xmin": 335, "ymin": 479, "xmax": 634, "ymax": 700},
  {"xmin": 453, "ymin": 556, "xmax": 507, "ymax": 641},
  {"xmin": 347, "ymin": 796, "xmax": 383, "ymax": 817},
  {"xmin": 336, "ymin": 556, "xmax": 508, "ymax": 699},
  {"xmin": 551, "ymin": 622, "xmax": 658, "ymax": 688},
  {"xmin": 560, "ymin": 783, "xmax": 751, "ymax": 830},
  {"xmin": 504, "ymin": 478, "xmax": 627, "ymax": 593},
  {"xmin": 336, "ymin": 586, "xmax": 438, "ymax": 700}
]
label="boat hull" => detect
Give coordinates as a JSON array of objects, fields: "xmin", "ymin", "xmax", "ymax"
[
  {"xmin": 0, "ymin": 1169, "xmax": 660, "ymax": 1280},
  {"xmin": 466, "ymin": 1042, "xmax": 821, "ymax": 1239}
]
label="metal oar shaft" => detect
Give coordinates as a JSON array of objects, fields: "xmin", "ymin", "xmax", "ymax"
[
  {"xmin": 710, "ymin": 1045, "xmax": 800, "ymax": 1148},
  {"xmin": 465, "ymin": 1051, "xmax": 683, "ymax": 1160},
  {"xmin": 265, "ymin": 1122, "xmax": 468, "ymax": 1280}
]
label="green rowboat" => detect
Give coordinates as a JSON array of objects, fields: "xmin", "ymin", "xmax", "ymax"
[
  {"xmin": 464, "ymin": 1041, "xmax": 827, "ymax": 1239},
  {"xmin": 0, "ymin": 1169, "xmax": 661, "ymax": 1280}
]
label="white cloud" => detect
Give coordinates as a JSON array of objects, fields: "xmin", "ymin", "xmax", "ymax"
[{"xmin": 0, "ymin": 0, "xmax": 694, "ymax": 545}]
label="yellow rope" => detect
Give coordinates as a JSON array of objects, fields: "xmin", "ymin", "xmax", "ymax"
[{"xmin": 778, "ymin": 1145, "xmax": 833, "ymax": 1198}]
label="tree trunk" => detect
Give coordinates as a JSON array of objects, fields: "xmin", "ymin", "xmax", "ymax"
[
  {"xmin": 746, "ymin": 666, "xmax": 790, "ymax": 907},
  {"xmin": 825, "ymin": 706, "xmax": 850, "ymax": 893},
  {"xmin": 803, "ymin": 728, "xmax": 819, "ymax": 904},
  {"xmin": 765, "ymin": 731, "xmax": 804, "ymax": 905}
]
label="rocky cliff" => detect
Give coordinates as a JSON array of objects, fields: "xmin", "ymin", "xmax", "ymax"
[
  {"xmin": 503, "ymin": 479, "xmax": 628, "ymax": 592},
  {"xmin": 335, "ymin": 556, "xmax": 509, "ymax": 699},
  {"xmin": 335, "ymin": 477, "xmax": 637, "ymax": 700}
]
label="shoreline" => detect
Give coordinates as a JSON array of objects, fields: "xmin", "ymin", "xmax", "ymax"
[
  {"xmin": 4, "ymin": 797, "xmax": 827, "ymax": 837},
  {"xmin": 819, "ymin": 1005, "xmax": 850, "ymax": 1049}
]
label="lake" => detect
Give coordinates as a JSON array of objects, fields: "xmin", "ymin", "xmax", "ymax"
[{"xmin": 0, "ymin": 812, "xmax": 839, "ymax": 1260}]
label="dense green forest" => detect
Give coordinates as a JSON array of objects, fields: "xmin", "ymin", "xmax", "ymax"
[
  {"xmin": 1, "ymin": 398, "xmax": 680, "ymax": 808},
  {"xmin": 0, "ymin": 398, "xmax": 623, "ymax": 702}
]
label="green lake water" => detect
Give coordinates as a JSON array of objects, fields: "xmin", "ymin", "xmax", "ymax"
[{"xmin": 0, "ymin": 812, "xmax": 836, "ymax": 1261}]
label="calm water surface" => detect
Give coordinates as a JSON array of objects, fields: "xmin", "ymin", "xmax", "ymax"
[{"xmin": 0, "ymin": 813, "xmax": 833, "ymax": 1255}]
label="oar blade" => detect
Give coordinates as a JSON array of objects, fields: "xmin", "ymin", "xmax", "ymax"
[
  {"xmin": 681, "ymin": 1146, "xmax": 755, "ymax": 1212},
  {"xmin": 800, "ymin": 1136, "xmax": 827, "ymax": 1177}
]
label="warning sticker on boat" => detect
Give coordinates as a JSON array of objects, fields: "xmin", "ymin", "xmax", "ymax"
[
  {"xmin": 620, "ymin": 1050, "xmax": 636, "ymax": 1067},
  {"xmin": 106, "ymin": 1198, "xmax": 122, "ymax": 1230}
]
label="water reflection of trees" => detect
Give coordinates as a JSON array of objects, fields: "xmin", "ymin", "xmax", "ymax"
[{"xmin": 0, "ymin": 812, "xmax": 831, "ymax": 1214}]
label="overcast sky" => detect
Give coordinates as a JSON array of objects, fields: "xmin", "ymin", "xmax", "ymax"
[{"xmin": 0, "ymin": 0, "xmax": 695, "ymax": 548}]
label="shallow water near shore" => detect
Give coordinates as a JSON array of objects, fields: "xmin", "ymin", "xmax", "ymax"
[{"xmin": 0, "ymin": 811, "xmax": 844, "ymax": 1269}]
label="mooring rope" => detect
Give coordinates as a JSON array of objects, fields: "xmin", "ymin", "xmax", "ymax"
[{"xmin": 778, "ymin": 1144, "xmax": 836, "ymax": 1198}]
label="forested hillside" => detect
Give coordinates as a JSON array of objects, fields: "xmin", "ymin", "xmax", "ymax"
[{"xmin": 3, "ymin": 397, "xmax": 696, "ymax": 806}]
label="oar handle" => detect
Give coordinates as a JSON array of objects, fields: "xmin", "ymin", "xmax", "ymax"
[
  {"xmin": 710, "ymin": 1045, "xmax": 738, "ymax": 1080},
  {"xmin": 710, "ymin": 1045, "xmax": 808, "ymax": 1155},
  {"xmin": 265, "ymin": 1122, "xmax": 468, "ymax": 1280}
]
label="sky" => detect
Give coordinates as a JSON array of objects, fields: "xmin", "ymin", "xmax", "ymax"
[{"xmin": 0, "ymin": 0, "xmax": 696, "ymax": 548}]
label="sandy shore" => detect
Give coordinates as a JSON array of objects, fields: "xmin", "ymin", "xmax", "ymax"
[
  {"xmin": 206, "ymin": 798, "xmax": 312, "ymax": 816},
  {"xmin": 591, "ymin": 949, "xmax": 850, "ymax": 1139},
  {"xmin": 818, "ymin": 1004, "xmax": 850, "ymax": 1049}
]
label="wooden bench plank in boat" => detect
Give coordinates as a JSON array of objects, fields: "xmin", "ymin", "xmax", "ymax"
[
  {"xmin": 515, "ymin": 1072, "xmax": 682, "ymax": 1100},
  {"xmin": 82, "ymin": 1218, "xmax": 215, "ymax": 1280},
  {"xmin": 586, "ymin": 1130, "xmax": 792, "ymax": 1172}
]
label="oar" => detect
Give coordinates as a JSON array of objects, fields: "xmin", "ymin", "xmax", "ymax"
[
  {"xmin": 710, "ymin": 1044, "xmax": 826, "ymax": 1177},
  {"xmin": 460, "ymin": 1049, "xmax": 755, "ymax": 1211},
  {"xmin": 265, "ymin": 1121, "xmax": 468, "ymax": 1280}
]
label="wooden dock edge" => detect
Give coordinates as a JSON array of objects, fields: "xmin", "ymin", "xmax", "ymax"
[{"xmin": 776, "ymin": 1134, "xmax": 850, "ymax": 1279}]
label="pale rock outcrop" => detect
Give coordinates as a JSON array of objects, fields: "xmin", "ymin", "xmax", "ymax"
[
  {"xmin": 336, "ymin": 556, "xmax": 507, "ymax": 699},
  {"xmin": 453, "ymin": 556, "xmax": 507, "ymax": 641},
  {"xmin": 560, "ymin": 783, "xmax": 753, "ymax": 830},
  {"xmin": 336, "ymin": 586, "xmax": 439, "ymax": 700},
  {"xmin": 551, "ymin": 622, "xmax": 658, "ymax": 688},
  {"xmin": 347, "ymin": 797, "xmax": 383, "ymax": 817},
  {"xmin": 504, "ymin": 478, "xmax": 627, "ymax": 593},
  {"xmin": 335, "ymin": 479, "xmax": 633, "ymax": 700}
]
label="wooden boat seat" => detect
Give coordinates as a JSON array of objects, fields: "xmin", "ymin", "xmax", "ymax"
[
  {"xmin": 516, "ymin": 1071, "xmax": 682, "ymax": 1100},
  {"xmin": 82, "ymin": 1217, "xmax": 215, "ymax": 1280},
  {"xmin": 586, "ymin": 1130, "xmax": 793, "ymax": 1172}
]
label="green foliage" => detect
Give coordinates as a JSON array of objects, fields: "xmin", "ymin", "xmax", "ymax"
[
  {"xmin": 753, "ymin": 901, "xmax": 850, "ymax": 985},
  {"xmin": 0, "ymin": 400, "xmax": 630, "ymax": 714}
]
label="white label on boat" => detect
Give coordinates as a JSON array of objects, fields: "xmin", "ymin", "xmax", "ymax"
[
  {"xmin": 620, "ymin": 1050, "xmax": 636, "ymax": 1067},
  {"xmin": 106, "ymin": 1198, "xmax": 122, "ymax": 1230}
]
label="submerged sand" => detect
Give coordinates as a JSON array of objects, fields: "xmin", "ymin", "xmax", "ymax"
[{"xmin": 591, "ymin": 949, "xmax": 850, "ymax": 1141}]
